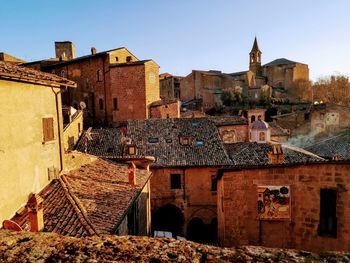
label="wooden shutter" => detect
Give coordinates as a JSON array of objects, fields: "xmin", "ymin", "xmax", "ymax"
[{"xmin": 42, "ymin": 117, "xmax": 54, "ymax": 142}]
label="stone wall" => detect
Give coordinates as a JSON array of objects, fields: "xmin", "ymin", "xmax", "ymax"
[
  {"xmin": 218, "ymin": 163, "xmax": 350, "ymax": 252},
  {"xmin": 150, "ymin": 101, "xmax": 180, "ymax": 119}
]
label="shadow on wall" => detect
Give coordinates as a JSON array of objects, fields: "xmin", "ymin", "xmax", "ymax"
[{"xmin": 152, "ymin": 204, "xmax": 184, "ymax": 236}]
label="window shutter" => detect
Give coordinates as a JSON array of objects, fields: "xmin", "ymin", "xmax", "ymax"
[{"xmin": 43, "ymin": 117, "xmax": 54, "ymax": 142}]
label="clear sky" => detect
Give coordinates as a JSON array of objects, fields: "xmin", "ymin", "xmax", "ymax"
[{"xmin": 1, "ymin": 0, "xmax": 349, "ymax": 81}]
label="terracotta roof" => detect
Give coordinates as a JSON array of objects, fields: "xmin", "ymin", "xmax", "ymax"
[
  {"xmin": 225, "ymin": 142, "xmax": 323, "ymax": 167},
  {"xmin": 149, "ymin": 99, "xmax": 179, "ymax": 107},
  {"xmin": 110, "ymin": 59, "xmax": 156, "ymax": 68},
  {"xmin": 0, "ymin": 61, "xmax": 76, "ymax": 88},
  {"xmin": 12, "ymin": 158, "xmax": 151, "ymax": 237},
  {"xmin": 263, "ymin": 58, "xmax": 303, "ymax": 67}
]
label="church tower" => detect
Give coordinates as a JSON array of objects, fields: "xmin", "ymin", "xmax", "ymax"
[{"xmin": 249, "ymin": 37, "xmax": 262, "ymax": 75}]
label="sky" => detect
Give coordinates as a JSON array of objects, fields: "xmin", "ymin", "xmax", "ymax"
[{"xmin": 1, "ymin": 0, "xmax": 350, "ymax": 81}]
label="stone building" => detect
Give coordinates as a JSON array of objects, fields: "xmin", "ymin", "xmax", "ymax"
[
  {"xmin": 180, "ymin": 38, "xmax": 309, "ymax": 111},
  {"xmin": 0, "ymin": 52, "xmax": 26, "ymax": 64},
  {"xmin": 149, "ymin": 99, "xmax": 180, "ymax": 119},
  {"xmin": 0, "ymin": 61, "xmax": 76, "ymax": 224},
  {"xmin": 180, "ymin": 70, "xmax": 243, "ymax": 111},
  {"xmin": 22, "ymin": 42, "xmax": 161, "ymax": 125},
  {"xmin": 159, "ymin": 73, "xmax": 183, "ymax": 100},
  {"xmin": 9, "ymin": 153, "xmax": 153, "ymax": 237}
]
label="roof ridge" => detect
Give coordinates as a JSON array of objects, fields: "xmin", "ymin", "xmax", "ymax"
[
  {"xmin": 282, "ymin": 144, "xmax": 325, "ymax": 160},
  {"xmin": 58, "ymin": 176, "xmax": 99, "ymax": 236}
]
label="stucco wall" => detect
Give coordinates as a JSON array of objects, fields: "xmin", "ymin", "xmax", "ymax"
[{"xmin": 0, "ymin": 79, "xmax": 63, "ymax": 224}]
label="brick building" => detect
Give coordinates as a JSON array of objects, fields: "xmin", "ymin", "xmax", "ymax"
[
  {"xmin": 23, "ymin": 42, "xmax": 161, "ymax": 125},
  {"xmin": 180, "ymin": 38, "xmax": 309, "ymax": 111},
  {"xmin": 217, "ymin": 159, "xmax": 350, "ymax": 252},
  {"xmin": 159, "ymin": 73, "xmax": 183, "ymax": 100},
  {"xmin": 149, "ymin": 99, "xmax": 180, "ymax": 119}
]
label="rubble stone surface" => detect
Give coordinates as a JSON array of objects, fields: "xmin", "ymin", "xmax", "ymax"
[{"xmin": 0, "ymin": 230, "xmax": 349, "ymax": 262}]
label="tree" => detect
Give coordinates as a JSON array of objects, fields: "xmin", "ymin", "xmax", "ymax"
[{"xmin": 287, "ymin": 79, "xmax": 311, "ymax": 102}]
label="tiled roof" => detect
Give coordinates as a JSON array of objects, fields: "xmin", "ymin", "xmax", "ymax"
[
  {"xmin": 208, "ymin": 116, "xmax": 248, "ymax": 126},
  {"xmin": 263, "ymin": 58, "xmax": 301, "ymax": 67},
  {"xmin": 76, "ymin": 128, "xmax": 124, "ymax": 157},
  {"xmin": 126, "ymin": 118, "xmax": 232, "ymax": 167},
  {"xmin": 110, "ymin": 59, "xmax": 155, "ymax": 68},
  {"xmin": 149, "ymin": 99, "xmax": 178, "ymax": 107},
  {"xmin": 225, "ymin": 142, "xmax": 323, "ymax": 167},
  {"xmin": 269, "ymin": 122, "xmax": 290, "ymax": 136},
  {"xmin": 304, "ymin": 131, "xmax": 350, "ymax": 160},
  {"xmin": 12, "ymin": 158, "xmax": 151, "ymax": 237},
  {"xmin": 0, "ymin": 61, "xmax": 76, "ymax": 88}
]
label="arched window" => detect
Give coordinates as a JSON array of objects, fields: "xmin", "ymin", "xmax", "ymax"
[
  {"xmin": 251, "ymin": 115, "xmax": 256, "ymax": 123},
  {"xmin": 96, "ymin": 69, "xmax": 102, "ymax": 82},
  {"xmin": 259, "ymin": 132, "xmax": 265, "ymax": 141}
]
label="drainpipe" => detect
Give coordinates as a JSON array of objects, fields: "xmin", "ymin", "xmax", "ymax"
[
  {"xmin": 51, "ymin": 86, "xmax": 66, "ymax": 172},
  {"xmin": 102, "ymin": 56, "xmax": 108, "ymax": 125}
]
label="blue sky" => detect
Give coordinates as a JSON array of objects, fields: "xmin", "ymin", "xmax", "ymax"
[{"xmin": 1, "ymin": 0, "xmax": 349, "ymax": 80}]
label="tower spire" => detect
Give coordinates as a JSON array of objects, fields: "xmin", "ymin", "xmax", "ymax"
[{"xmin": 251, "ymin": 37, "xmax": 261, "ymax": 53}]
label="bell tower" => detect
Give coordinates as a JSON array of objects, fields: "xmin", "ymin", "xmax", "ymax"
[{"xmin": 249, "ymin": 37, "xmax": 262, "ymax": 75}]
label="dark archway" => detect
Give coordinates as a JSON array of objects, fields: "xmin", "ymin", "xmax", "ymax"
[
  {"xmin": 187, "ymin": 217, "xmax": 205, "ymax": 243},
  {"xmin": 152, "ymin": 204, "xmax": 184, "ymax": 236}
]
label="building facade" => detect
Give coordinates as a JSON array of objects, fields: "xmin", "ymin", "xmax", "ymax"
[
  {"xmin": 23, "ymin": 42, "xmax": 161, "ymax": 125},
  {"xmin": 0, "ymin": 61, "xmax": 76, "ymax": 224}
]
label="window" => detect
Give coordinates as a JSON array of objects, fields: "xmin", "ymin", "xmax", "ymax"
[
  {"xmin": 42, "ymin": 117, "xmax": 54, "ymax": 142},
  {"xmin": 304, "ymin": 113, "xmax": 310, "ymax": 120},
  {"xmin": 115, "ymin": 56, "xmax": 119, "ymax": 62},
  {"xmin": 211, "ymin": 175, "xmax": 217, "ymax": 192},
  {"xmin": 165, "ymin": 138, "xmax": 172, "ymax": 143},
  {"xmin": 179, "ymin": 136, "xmax": 191, "ymax": 145},
  {"xmin": 127, "ymin": 145, "xmax": 137, "ymax": 155},
  {"xmin": 251, "ymin": 115, "xmax": 256, "ymax": 123},
  {"xmin": 170, "ymin": 174, "xmax": 181, "ymax": 189},
  {"xmin": 192, "ymin": 122, "xmax": 200, "ymax": 127},
  {"xmin": 259, "ymin": 132, "xmax": 265, "ymax": 141},
  {"xmin": 126, "ymin": 56, "xmax": 132, "ymax": 62},
  {"xmin": 195, "ymin": 140, "xmax": 205, "ymax": 146},
  {"xmin": 78, "ymin": 123, "xmax": 81, "ymax": 133},
  {"xmin": 318, "ymin": 189, "xmax": 337, "ymax": 238},
  {"xmin": 60, "ymin": 70, "xmax": 66, "ymax": 78},
  {"xmin": 320, "ymin": 113, "xmax": 325, "ymax": 120},
  {"xmin": 148, "ymin": 137, "xmax": 159, "ymax": 143},
  {"xmin": 113, "ymin": 98, "xmax": 118, "ymax": 110},
  {"xmin": 84, "ymin": 96, "xmax": 89, "ymax": 109},
  {"xmin": 166, "ymin": 114, "xmax": 170, "ymax": 119},
  {"xmin": 99, "ymin": 98, "xmax": 104, "ymax": 110},
  {"xmin": 96, "ymin": 69, "xmax": 102, "ymax": 82}
]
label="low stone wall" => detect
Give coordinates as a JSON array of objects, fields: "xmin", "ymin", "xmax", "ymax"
[{"xmin": 0, "ymin": 230, "xmax": 349, "ymax": 262}]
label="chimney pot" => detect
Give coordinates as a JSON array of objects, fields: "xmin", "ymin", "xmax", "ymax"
[
  {"xmin": 128, "ymin": 163, "xmax": 137, "ymax": 186},
  {"xmin": 91, "ymin": 47, "xmax": 97, "ymax": 55},
  {"xmin": 27, "ymin": 193, "xmax": 44, "ymax": 232}
]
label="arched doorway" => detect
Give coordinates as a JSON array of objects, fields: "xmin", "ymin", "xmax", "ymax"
[{"xmin": 152, "ymin": 204, "xmax": 184, "ymax": 236}]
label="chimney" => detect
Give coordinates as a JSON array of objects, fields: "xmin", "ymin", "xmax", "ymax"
[
  {"xmin": 268, "ymin": 144, "xmax": 284, "ymax": 165},
  {"xmin": 128, "ymin": 162, "xmax": 137, "ymax": 186},
  {"xmin": 91, "ymin": 47, "xmax": 97, "ymax": 55},
  {"xmin": 55, "ymin": 41, "xmax": 76, "ymax": 60},
  {"xmin": 26, "ymin": 193, "xmax": 44, "ymax": 232}
]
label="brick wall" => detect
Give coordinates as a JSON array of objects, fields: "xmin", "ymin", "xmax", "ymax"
[
  {"xmin": 150, "ymin": 101, "xmax": 180, "ymax": 119},
  {"xmin": 151, "ymin": 167, "xmax": 219, "ymax": 235},
  {"xmin": 218, "ymin": 163, "xmax": 350, "ymax": 252},
  {"xmin": 109, "ymin": 64, "xmax": 147, "ymax": 122}
]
